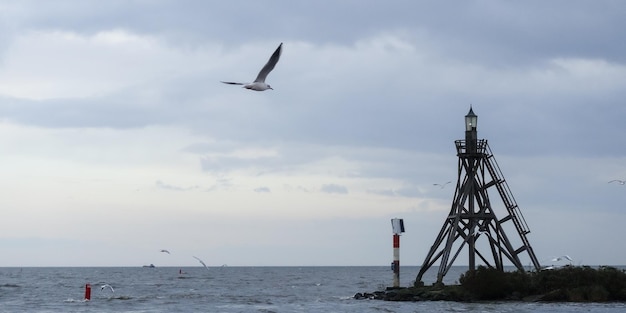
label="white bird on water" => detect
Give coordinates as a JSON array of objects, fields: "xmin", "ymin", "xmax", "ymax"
[
  {"xmin": 193, "ymin": 256, "xmax": 210, "ymax": 271},
  {"xmin": 100, "ymin": 284, "xmax": 114, "ymax": 292},
  {"xmin": 221, "ymin": 43, "xmax": 282, "ymax": 91}
]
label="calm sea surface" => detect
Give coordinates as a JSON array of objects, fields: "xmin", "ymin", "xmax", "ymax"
[{"xmin": 1, "ymin": 266, "xmax": 625, "ymax": 312}]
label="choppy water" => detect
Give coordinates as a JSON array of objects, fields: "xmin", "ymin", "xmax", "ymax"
[{"xmin": 1, "ymin": 266, "xmax": 625, "ymax": 312}]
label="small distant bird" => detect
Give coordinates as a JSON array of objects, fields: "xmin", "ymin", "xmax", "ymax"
[
  {"xmin": 551, "ymin": 255, "xmax": 573, "ymax": 263},
  {"xmin": 433, "ymin": 181, "xmax": 452, "ymax": 189},
  {"xmin": 160, "ymin": 249, "xmax": 170, "ymax": 254},
  {"xmin": 472, "ymin": 228, "xmax": 490, "ymax": 238},
  {"xmin": 193, "ymin": 256, "xmax": 210, "ymax": 271},
  {"xmin": 608, "ymin": 180, "xmax": 626, "ymax": 185},
  {"xmin": 221, "ymin": 43, "xmax": 282, "ymax": 91},
  {"xmin": 100, "ymin": 284, "xmax": 114, "ymax": 292}
]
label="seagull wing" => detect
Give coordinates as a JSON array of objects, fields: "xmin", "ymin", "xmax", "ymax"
[
  {"xmin": 434, "ymin": 181, "xmax": 452, "ymax": 189},
  {"xmin": 253, "ymin": 43, "xmax": 282, "ymax": 83},
  {"xmin": 193, "ymin": 256, "xmax": 207, "ymax": 268},
  {"xmin": 221, "ymin": 81, "xmax": 245, "ymax": 85}
]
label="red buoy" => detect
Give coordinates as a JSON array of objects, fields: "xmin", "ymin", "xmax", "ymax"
[{"xmin": 84, "ymin": 283, "xmax": 91, "ymax": 301}]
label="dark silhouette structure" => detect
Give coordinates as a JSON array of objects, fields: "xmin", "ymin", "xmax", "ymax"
[{"xmin": 416, "ymin": 108, "xmax": 541, "ymax": 285}]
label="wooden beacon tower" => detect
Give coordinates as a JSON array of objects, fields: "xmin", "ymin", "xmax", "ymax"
[{"xmin": 415, "ymin": 107, "xmax": 541, "ymax": 285}]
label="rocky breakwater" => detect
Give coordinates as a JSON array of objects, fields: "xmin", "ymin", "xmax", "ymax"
[
  {"xmin": 354, "ymin": 284, "xmax": 473, "ymax": 302},
  {"xmin": 355, "ymin": 266, "xmax": 626, "ymax": 302}
]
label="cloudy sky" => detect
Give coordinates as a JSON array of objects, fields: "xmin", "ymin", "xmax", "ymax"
[{"xmin": 0, "ymin": 1, "xmax": 625, "ymax": 269}]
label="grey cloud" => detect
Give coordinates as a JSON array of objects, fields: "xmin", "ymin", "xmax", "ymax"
[
  {"xmin": 5, "ymin": 1, "xmax": 625, "ymax": 62},
  {"xmin": 283, "ymin": 184, "xmax": 311, "ymax": 193},
  {"xmin": 366, "ymin": 187, "xmax": 421, "ymax": 198},
  {"xmin": 320, "ymin": 184, "xmax": 348, "ymax": 194},
  {"xmin": 1, "ymin": 10, "xmax": 624, "ymax": 160},
  {"xmin": 155, "ymin": 180, "xmax": 198, "ymax": 191},
  {"xmin": 0, "ymin": 94, "xmax": 166, "ymax": 129},
  {"xmin": 204, "ymin": 177, "xmax": 234, "ymax": 193},
  {"xmin": 254, "ymin": 187, "xmax": 271, "ymax": 193}
]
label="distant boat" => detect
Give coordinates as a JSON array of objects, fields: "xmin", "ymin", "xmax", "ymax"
[{"xmin": 142, "ymin": 264, "xmax": 156, "ymax": 268}]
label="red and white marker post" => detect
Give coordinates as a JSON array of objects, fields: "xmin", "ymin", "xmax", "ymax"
[
  {"xmin": 391, "ymin": 218, "xmax": 405, "ymax": 288},
  {"xmin": 392, "ymin": 233, "xmax": 400, "ymax": 287}
]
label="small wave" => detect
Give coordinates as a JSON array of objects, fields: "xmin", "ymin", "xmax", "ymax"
[
  {"xmin": 63, "ymin": 298, "xmax": 89, "ymax": 303},
  {"xmin": 0, "ymin": 284, "xmax": 20, "ymax": 288},
  {"xmin": 107, "ymin": 296, "xmax": 133, "ymax": 301}
]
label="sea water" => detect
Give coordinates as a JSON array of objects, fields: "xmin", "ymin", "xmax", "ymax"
[{"xmin": 1, "ymin": 266, "xmax": 625, "ymax": 312}]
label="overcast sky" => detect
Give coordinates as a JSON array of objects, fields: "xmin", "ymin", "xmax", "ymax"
[{"xmin": 0, "ymin": 1, "xmax": 625, "ymax": 269}]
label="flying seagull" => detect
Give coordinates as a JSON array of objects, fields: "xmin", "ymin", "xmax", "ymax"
[
  {"xmin": 221, "ymin": 43, "xmax": 282, "ymax": 91},
  {"xmin": 433, "ymin": 181, "xmax": 452, "ymax": 189},
  {"xmin": 193, "ymin": 256, "xmax": 210, "ymax": 271},
  {"xmin": 160, "ymin": 249, "xmax": 170, "ymax": 254},
  {"xmin": 100, "ymin": 284, "xmax": 114, "ymax": 292},
  {"xmin": 608, "ymin": 180, "xmax": 626, "ymax": 185},
  {"xmin": 551, "ymin": 255, "xmax": 573, "ymax": 263}
]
